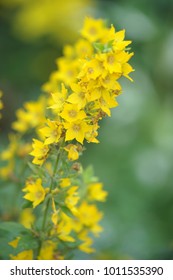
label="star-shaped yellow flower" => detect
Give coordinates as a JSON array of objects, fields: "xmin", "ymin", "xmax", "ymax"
[
  {"xmin": 64, "ymin": 120, "xmax": 89, "ymax": 144},
  {"xmin": 23, "ymin": 178, "xmax": 47, "ymax": 208},
  {"xmin": 30, "ymin": 139, "xmax": 49, "ymax": 165},
  {"xmin": 60, "ymin": 103, "xmax": 86, "ymax": 123}
]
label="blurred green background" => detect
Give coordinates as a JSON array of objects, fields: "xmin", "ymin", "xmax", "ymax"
[{"xmin": 1, "ymin": 0, "xmax": 173, "ymax": 259}]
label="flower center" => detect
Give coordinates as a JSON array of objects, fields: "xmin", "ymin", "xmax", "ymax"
[
  {"xmin": 88, "ymin": 67, "xmax": 94, "ymax": 74},
  {"xmin": 68, "ymin": 110, "xmax": 77, "ymax": 118},
  {"xmin": 89, "ymin": 27, "xmax": 97, "ymax": 35},
  {"xmin": 36, "ymin": 191, "xmax": 43, "ymax": 199},
  {"xmin": 79, "ymin": 92, "xmax": 85, "ymax": 99},
  {"xmin": 73, "ymin": 124, "xmax": 81, "ymax": 132},
  {"xmin": 107, "ymin": 55, "xmax": 115, "ymax": 64}
]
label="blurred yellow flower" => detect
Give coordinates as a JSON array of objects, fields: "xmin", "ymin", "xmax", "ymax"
[
  {"xmin": 65, "ymin": 186, "xmax": 79, "ymax": 213},
  {"xmin": 77, "ymin": 201, "xmax": 103, "ymax": 236},
  {"xmin": 60, "ymin": 178, "xmax": 71, "ymax": 188},
  {"xmin": 1, "ymin": 0, "xmax": 95, "ymax": 43},
  {"xmin": 78, "ymin": 231, "xmax": 95, "ymax": 253},
  {"xmin": 10, "ymin": 250, "xmax": 33, "ymax": 260},
  {"xmin": 12, "ymin": 96, "xmax": 47, "ymax": 133},
  {"xmin": 81, "ymin": 17, "xmax": 105, "ymax": 42},
  {"xmin": 8, "ymin": 237, "xmax": 20, "ymax": 248},
  {"xmin": 88, "ymin": 182, "xmax": 107, "ymax": 202},
  {"xmin": 0, "ymin": 91, "xmax": 3, "ymax": 119},
  {"xmin": 19, "ymin": 208, "xmax": 35, "ymax": 229},
  {"xmin": 38, "ymin": 240, "xmax": 56, "ymax": 260},
  {"xmin": 52, "ymin": 215, "xmax": 75, "ymax": 243}
]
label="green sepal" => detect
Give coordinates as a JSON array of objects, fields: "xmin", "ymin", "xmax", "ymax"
[{"xmin": 93, "ymin": 40, "xmax": 114, "ymax": 53}]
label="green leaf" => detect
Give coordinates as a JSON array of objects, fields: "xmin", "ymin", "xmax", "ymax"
[
  {"xmin": 27, "ymin": 162, "xmax": 45, "ymax": 178},
  {"xmin": 60, "ymin": 206, "xmax": 74, "ymax": 219},
  {"xmin": 0, "ymin": 222, "xmax": 32, "ymax": 259},
  {"xmin": 17, "ymin": 234, "xmax": 38, "ymax": 251},
  {"xmin": 0, "ymin": 222, "xmax": 29, "ymax": 235},
  {"xmin": 22, "ymin": 200, "xmax": 33, "ymax": 209},
  {"xmin": 83, "ymin": 165, "xmax": 98, "ymax": 184}
]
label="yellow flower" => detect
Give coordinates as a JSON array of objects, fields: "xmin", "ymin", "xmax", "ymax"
[
  {"xmin": 78, "ymin": 231, "xmax": 95, "ymax": 253},
  {"xmin": 37, "ymin": 240, "xmax": 56, "ymax": 260},
  {"xmin": 79, "ymin": 58, "xmax": 106, "ymax": 81},
  {"xmin": 60, "ymin": 103, "xmax": 86, "ymax": 123},
  {"xmin": 51, "ymin": 197, "xmax": 59, "ymax": 226},
  {"xmin": 1, "ymin": 0, "xmax": 93, "ymax": 44},
  {"xmin": 100, "ymin": 24, "xmax": 117, "ymax": 43},
  {"xmin": 40, "ymin": 119, "xmax": 63, "ymax": 145},
  {"xmin": 60, "ymin": 178, "xmax": 71, "ymax": 188},
  {"xmin": 17, "ymin": 142, "xmax": 32, "ymax": 158},
  {"xmin": 0, "ymin": 161, "xmax": 14, "ymax": 179},
  {"xmin": 77, "ymin": 201, "xmax": 103, "ymax": 236},
  {"xmin": 0, "ymin": 91, "xmax": 3, "ymax": 109},
  {"xmin": 51, "ymin": 213, "xmax": 75, "ymax": 242},
  {"xmin": 97, "ymin": 89, "xmax": 119, "ymax": 116},
  {"xmin": 12, "ymin": 96, "xmax": 46, "ymax": 133},
  {"xmin": 91, "ymin": 87, "xmax": 118, "ymax": 117},
  {"xmin": 85, "ymin": 124, "xmax": 99, "ymax": 143},
  {"xmin": 19, "ymin": 208, "xmax": 35, "ymax": 229},
  {"xmin": 116, "ymin": 51, "xmax": 134, "ymax": 64},
  {"xmin": 1, "ymin": 133, "xmax": 18, "ymax": 161},
  {"xmin": 49, "ymin": 83, "xmax": 68, "ymax": 113},
  {"xmin": 0, "ymin": 90, "xmax": 3, "ymax": 119},
  {"xmin": 56, "ymin": 57, "xmax": 79, "ymax": 86},
  {"xmin": 64, "ymin": 144, "xmax": 79, "ymax": 161},
  {"xmin": 65, "ymin": 186, "xmax": 79, "ymax": 213},
  {"xmin": 88, "ymin": 182, "xmax": 107, "ymax": 202},
  {"xmin": 30, "ymin": 139, "xmax": 49, "ymax": 165},
  {"xmin": 23, "ymin": 178, "xmax": 46, "ymax": 208},
  {"xmin": 42, "ymin": 70, "xmax": 60, "ymax": 93},
  {"xmin": 122, "ymin": 63, "xmax": 134, "ymax": 81},
  {"xmin": 8, "ymin": 237, "xmax": 21, "ymax": 248},
  {"xmin": 101, "ymin": 74, "xmax": 122, "ymax": 91},
  {"xmin": 75, "ymin": 38, "xmax": 93, "ymax": 59},
  {"xmin": 112, "ymin": 29, "xmax": 132, "ymax": 52},
  {"xmin": 64, "ymin": 120, "xmax": 90, "ymax": 144},
  {"xmin": 67, "ymin": 83, "xmax": 88, "ymax": 109},
  {"xmin": 99, "ymin": 52, "xmax": 122, "ymax": 74},
  {"xmin": 81, "ymin": 17, "xmax": 105, "ymax": 42},
  {"xmin": 57, "ymin": 220, "xmax": 75, "ymax": 242},
  {"xmin": 51, "ymin": 212, "xmax": 58, "ymax": 226},
  {"xmin": 10, "ymin": 250, "xmax": 33, "ymax": 260},
  {"xmin": 63, "ymin": 44, "xmax": 75, "ymax": 58},
  {"xmin": 86, "ymin": 85, "xmax": 102, "ymax": 102}
]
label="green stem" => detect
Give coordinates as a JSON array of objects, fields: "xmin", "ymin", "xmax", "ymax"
[
  {"xmin": 36, "ymin": 140, "xmax": 65, "ymax": 259},
  {"xmin": 41, "ymin": 149, "xmax": 61, "ymax": 231}
]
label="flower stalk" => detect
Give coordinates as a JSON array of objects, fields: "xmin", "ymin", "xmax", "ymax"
[{"xmin": 0, "ymin": 17, "xmax": 134, "ymax": 260}]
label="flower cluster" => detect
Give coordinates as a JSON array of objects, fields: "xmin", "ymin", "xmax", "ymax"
[
  {"xmin": 0, "ymin": 17, "xmax": 133, "ymax": 260},
  {"xmin": 38, "ymin": 17, "xmax": 134, "ymax": 162}
]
